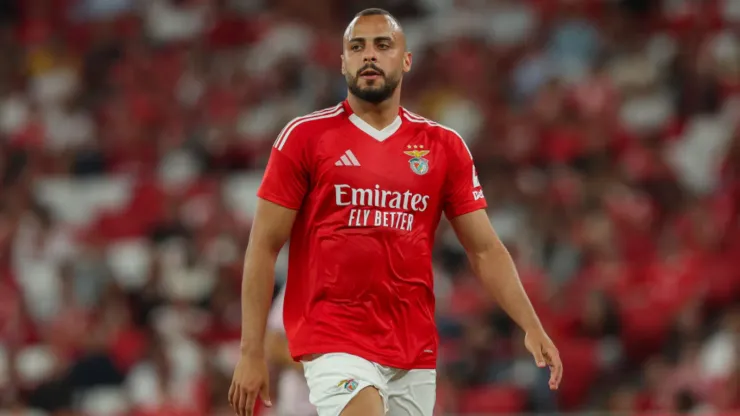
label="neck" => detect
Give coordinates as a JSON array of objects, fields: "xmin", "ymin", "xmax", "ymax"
[{"xmin": 346, "ymin": 91, "xmax": 401, "ymax": 130}]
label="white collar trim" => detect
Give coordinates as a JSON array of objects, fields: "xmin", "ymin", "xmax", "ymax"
[{"xmin": 348, "ymin": 113, "xmax": 403, "ymax": 142}]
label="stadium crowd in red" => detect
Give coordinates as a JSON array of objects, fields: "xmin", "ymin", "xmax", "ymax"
[{"xmin": 0, "ymin": 0, "xmax": 739, "ymax": 415}]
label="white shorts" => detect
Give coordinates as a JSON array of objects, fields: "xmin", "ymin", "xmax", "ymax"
[{"xmin": 301, "ymin": 353, "xmax": 436, "ymax": 416}]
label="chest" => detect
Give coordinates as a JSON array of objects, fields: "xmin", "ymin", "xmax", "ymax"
[{"xmin": 310, "ymin": 124, "xmax": 447, "ymax": 194}]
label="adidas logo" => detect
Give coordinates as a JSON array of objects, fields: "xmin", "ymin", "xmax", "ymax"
[{"xmin": 335, "ymin": 150, "xmax": 361, "ymax": 167}]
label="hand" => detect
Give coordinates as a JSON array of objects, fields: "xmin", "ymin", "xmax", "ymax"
[
  {"xmin": 524, "ymin": 329, "xmax": 563, "ymax": 390},
  {"xmin": 228, "ymin": 353, "xmax": 272, "ymax": 416}
]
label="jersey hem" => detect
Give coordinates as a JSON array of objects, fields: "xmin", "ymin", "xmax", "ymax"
[{"xmin": 291, "ymin": 345, "xmax": 437, "ymax": 370}]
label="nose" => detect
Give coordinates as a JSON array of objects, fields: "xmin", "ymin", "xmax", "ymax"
[{"xmin": 362, "ymin": 48, "xmax": 378, "ymax": 63}]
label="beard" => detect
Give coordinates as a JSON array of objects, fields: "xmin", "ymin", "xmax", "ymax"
[{"xmin": 346, "ymin": 66, "xmax": 400, "ymax": 104}]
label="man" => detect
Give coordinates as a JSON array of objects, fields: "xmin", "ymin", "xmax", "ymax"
[
  {"xmin": 229, "ymin": 8, "xmax": 563, "ymax": 416},
  {"xmin": 265, "ymin": 283, "xmax": 315, "ymax": 416}
]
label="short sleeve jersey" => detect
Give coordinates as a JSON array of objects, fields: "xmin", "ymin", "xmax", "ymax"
[{"xmin": 258, "ymin": 101, "xmax": 487, "ymax": 369}]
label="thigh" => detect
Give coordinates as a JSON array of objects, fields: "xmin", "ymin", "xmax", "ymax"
[
  {"xmin": 386, "ymin": 369, "xmax": 436, "ymax": 416},
  {"xmin": 302, "ymin": 353, "xmax": 388, "ymax": 416},
  {"xmin": 340, "ymin": 387, "xmax": 385, "ymax": 416}
]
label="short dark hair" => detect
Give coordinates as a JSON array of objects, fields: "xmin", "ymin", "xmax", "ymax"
[
  {"xmin": 346, "ymin": 8, "xmax": 404, "ymax": 46},
  {"xmin": 355, "ymin": 8, "xmax": 394, "ymax": 18},
  {"xmin": 354, "ymin": 8, "xmax": 402, "ymax": 29}
]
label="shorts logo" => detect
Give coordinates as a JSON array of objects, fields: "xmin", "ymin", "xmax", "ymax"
[
  {"xmin": 404, "ymin": 145, "xmax": 430, "ymax": 176},
  {"xmin": 337, "ymin": 379, "xmax": 359, "ymax": 393}
]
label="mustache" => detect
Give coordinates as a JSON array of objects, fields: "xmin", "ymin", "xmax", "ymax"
[{"xmin": 357, "ymin": 64, "xmax": 385, "ymax": 76}]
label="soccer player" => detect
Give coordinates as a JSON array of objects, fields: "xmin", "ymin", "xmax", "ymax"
[{"xmin": 229, "ymin": 8, "xmax": 563, "ymax": 416}]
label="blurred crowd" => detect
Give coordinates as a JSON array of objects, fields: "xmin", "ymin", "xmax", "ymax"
[{"xmin": 0, "ymin": 0, "xmax": 739, "ymax": 415}]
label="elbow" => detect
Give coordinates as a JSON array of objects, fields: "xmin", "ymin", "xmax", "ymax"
[
  {"xmin": 466, "ymin": 238, "xmax": 509, "ymax": 268},
  {"xmin": 467, "ymin": 237, "xmax": 506, "ymax": 259},
  {"xmin": 246, "ymin": 239, "xmax": 282, "ymax": 261}
]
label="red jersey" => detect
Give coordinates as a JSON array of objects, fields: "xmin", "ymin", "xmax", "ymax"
[{"xmin": 257, "ymin": 100, "xmax": 487, "ymax": 369}]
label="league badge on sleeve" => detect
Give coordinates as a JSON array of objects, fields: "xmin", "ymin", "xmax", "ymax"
[{"xmin": 404, "ymin": 145, "xmax": 430, "ymax": 176}]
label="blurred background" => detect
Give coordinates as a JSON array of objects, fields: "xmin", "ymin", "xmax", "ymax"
[{"xmin": 0, "ymin": 0, "xmax": 739, "ymax": 415}]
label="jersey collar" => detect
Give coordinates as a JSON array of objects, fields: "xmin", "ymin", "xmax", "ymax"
[{"xmin": 342, "ymin": 100, "xmax": 403, "ymax": 143}]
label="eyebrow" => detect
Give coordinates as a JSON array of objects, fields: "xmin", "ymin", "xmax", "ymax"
[{"xmin": 348, "ymin": 36, "xmax": 394, "ymax": 43}]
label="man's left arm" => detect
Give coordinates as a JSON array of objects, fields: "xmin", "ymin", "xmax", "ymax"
[
  {"xmin": 450, "ymin": 209, "xmax": 563, "ymax": 390},
  {"xmin": 442, "ymin": 132, "xmax": 563, "ymax": 390}
]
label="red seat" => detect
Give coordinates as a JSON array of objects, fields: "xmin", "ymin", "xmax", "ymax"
[
  {"xmin": 125, "ymin": 182, "xmax": 166, "ymax": 228},
  {"xmin": 93, "ymin": 210, "xmax": 146, "ymax": 241},
  {"xmin": 457, "ymin": 385, "xmax": 526, "ymax": 414},
  {"xmin": 438, "ymin": 340, "xmax": 462, "ymax": 362},
  {"xmin": 434, "ymin": 382, "xmax": 456, "ymax": 415},
  {"xmin": 557, "ymin": 339, "xmax": 599, "ymax": 410},
  {"xmin": 448, "ymin": 279, "xmax": 489, "ymax": 318}
]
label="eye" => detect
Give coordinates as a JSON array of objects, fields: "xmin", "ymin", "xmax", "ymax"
[
  {"xmin": 377, "ymin": 43, "xmax": 390, "ymax": 50},
  {"xmin": 351, "ymin": 44, "xmax": 362, "ymax": 52}
]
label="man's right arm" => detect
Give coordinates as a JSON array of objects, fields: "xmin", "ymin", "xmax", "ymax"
[
  {"xmin": 231, "ymin": 120, "xmax": 309, "ymax": 415},
  {"xmin": 239, "ymin": 198, "xmax": 297, "ymax": 359},
  {"xmin": 241, "ymin": 122, "xmax": 309, "ymax": 359}
]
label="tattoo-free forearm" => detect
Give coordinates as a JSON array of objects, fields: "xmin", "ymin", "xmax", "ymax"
[
  {"xmin": 240, "ymin": 246, "xmax": 278, "ymax": 357},
  {"xmin": 467, "ymin": 242, "xmax": 543, "ymax": 333}
]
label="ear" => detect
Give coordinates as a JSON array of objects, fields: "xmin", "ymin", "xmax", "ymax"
[
  {"xmin": 341, "ymin": 54, "xmax": 347, "ymax": 76},
  {"xmin": 403, "ymin": 51, "xmax": 412, "ymax": 74}
]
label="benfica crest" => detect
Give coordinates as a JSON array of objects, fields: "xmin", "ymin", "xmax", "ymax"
[
  {"xmin": 404, "ymin": 145, "xmax": 430, "ymax": 176},
  {"xmin": 337, "ymin": 379, "xmax": 358, "ymax": 392}
]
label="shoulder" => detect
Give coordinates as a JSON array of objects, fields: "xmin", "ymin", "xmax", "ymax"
[
  {"xmin": 272, "ymin": 104, "xmax": 346, "ymax": 151},
  {"xmin": 401, "ymin": 108, "xmax": 472, "ymax": 160}
]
